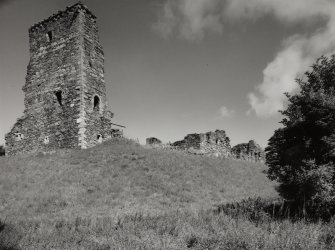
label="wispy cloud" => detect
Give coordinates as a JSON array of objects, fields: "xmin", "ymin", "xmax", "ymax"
[
  {"xmin": 219, "ymin": 106, "xmax": 235, "ymax": 118},
  {"xmin": 153, "ymin": 0, "xmax": 335, "ymax": 117},
  {"xmin": 235, "ymin": 0, "xmax": 335, "ymax": 117},
  {"xmin": 153, "ymin": 0, "xmax": 224, "ymax": 41}
]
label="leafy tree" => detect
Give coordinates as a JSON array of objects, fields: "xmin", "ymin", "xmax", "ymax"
[{"xmin": 266, "ymin": 55, "xmax": 335, "ymax": 206}]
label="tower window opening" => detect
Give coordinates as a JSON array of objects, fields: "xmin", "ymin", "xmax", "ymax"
[
  {"xmin": 15, "ymin": 132, "xmax": 24, "ymax": 141},
  {"xmin": 55, "ymin": 90, "xmax": 63, "ymax": 106},
  {"xmin": 97, "ymin": 134, "xmax": 102, "ymax": 143},
  {"xmin": 93, "ymin": 95, "xmax": 100, "ymax": 112},
  {"xmin": 44, "ymin": 136, "xmax": 50, "ymax": 145},
  {"xmin": 47, "ymin": 31, "xmax": 53, "ymax": 42},
  {"xmin": 89, "ymin": 61, "xmax": 92, "ymax": 68}
]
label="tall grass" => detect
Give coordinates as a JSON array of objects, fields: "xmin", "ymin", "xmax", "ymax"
[
  {"xmin": 1, "ymin": 203, "xmax": 335, "ymax": 249},
  {"xmin": 4, "ymin": 138, "xmax": 324, "ymax": 249}
]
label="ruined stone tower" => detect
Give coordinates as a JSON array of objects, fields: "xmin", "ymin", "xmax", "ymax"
[{"xmin": 5, "ymin": 2, "xmax": 121, "ymax": 155}]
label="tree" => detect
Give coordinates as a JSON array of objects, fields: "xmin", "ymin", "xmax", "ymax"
[{"xmin": 266, "ymin": 55, "xmax": 335, "ymax": 206}]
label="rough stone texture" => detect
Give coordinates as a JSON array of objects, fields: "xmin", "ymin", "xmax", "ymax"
[
  {"xmin": 146, "ymin": 131, "xmax": 265, "ymax": 162},
  {"xmin": 172, "ymin": 130, "xmax": 232, "ymax": 157},
  {"xmin": 5, "ymin": 2, "xmax": 122, "ymax": 156},
  {"xmin": 232, "ymin": 140, "xmax": 265, "ymax": 162},
  {"xmin": 146, "ymin": 137, "xmax": 162, "ymax": 146}
]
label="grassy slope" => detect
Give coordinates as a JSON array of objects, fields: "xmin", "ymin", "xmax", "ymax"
[
  {"xmin": 1, "ymin": 138, "xmax": 303, "ymax": 249},
  {"xmin": 0, "ymin": 138, "xmax": 276, "ymax": 222}
]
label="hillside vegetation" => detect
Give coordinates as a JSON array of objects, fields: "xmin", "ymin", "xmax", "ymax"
[
  {"xmin": 0, "ymin": 138, "xmax": 275, "ymax": 221},
  {"xmin": 2, "ymin": 139, "xmax": 333, "ymax": 249}
]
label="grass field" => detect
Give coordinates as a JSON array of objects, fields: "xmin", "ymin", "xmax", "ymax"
[{"xmin": 1, "ymin": 138, "xmax": 334, "ymax": 249}]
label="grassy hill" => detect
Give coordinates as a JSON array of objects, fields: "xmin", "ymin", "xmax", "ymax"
[
  {"xmin": 0, "ymin": 138, "xmax": 276, "ymax": 221},
  {"xmin": 1, "ymin": 138, "xmax": 333, "ymax": 249}
]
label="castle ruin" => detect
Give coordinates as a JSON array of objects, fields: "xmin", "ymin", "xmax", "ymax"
[
  {"xmin": 232, "ymin": 140, "xmax": 265, "ymax": 162},
  {"xmin": 5, "ymin": 2, "xmax": 121, "ymax": 155},
  {"xmin": 146, "ymin": 130, "xmax": 265, "ymax": 162},
  {"xmin": 172, "ymin": 130, "xmax": 232, "ymax": 158}
]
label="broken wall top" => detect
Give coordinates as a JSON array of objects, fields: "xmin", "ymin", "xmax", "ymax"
[{"xmin": 29, "ymin": 2, "xmax": 96, "ymax": 33}]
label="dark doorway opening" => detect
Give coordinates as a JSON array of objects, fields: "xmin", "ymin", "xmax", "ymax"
[{"xmin": 93, "ymin": 95, "xmax": 100, "ymax": 111}]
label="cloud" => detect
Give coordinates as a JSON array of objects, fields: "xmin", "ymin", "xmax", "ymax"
[
  {"xmin": 230, "ymin": 0, "xmax": 335, "ymax": 117},
  {"xmin": 154, "ymin": 0, "xmax": 335, "ymax": 117},
  {"xmin": 219, "ymin": 106, "xmax": 235, "ymax": 118},
  {"xmin": 153, "ymin": 0, "xmax": 224, "ymax": 41}
]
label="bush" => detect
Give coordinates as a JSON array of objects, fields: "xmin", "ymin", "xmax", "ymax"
[
  {"xmin": 0, "ymin": 220, "xmax": 21, "ymax": 250},
  {"xmin": 266, "ymin": 55, "xmax": 335, "ymax": 209},
  {"xmin": 215, "ymin": 196, "xmax": 335, "ymax": 222}
]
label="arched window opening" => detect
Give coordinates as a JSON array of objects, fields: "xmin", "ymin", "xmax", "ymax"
[
  {"xmin": 55, "ymin": 90, "xmax": 63, "ymax": 106},
  {"xmin": 44, "ymin": 136, "xmax": 50, "ymax": 145},
  {"xmin": 15, "ymin": 132, "xmax": 24, "ymax": 141},
  {"xmin": 89, "ymin": 61, "xmax": 93, "ymax": 68},
  {"xmin": 47, "ymin": 31, "xmax": 53, "ymax": 42},
  {"xmin": 93, "ymin": 95, "xmax": 100, "ymax": 112},
  {"xmin": 97, "ymin": 134, "xmax": 102, "ymax": 143}
]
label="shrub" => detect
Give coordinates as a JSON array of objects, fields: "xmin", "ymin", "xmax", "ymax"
[
  {"xmin": 0, "ymin": 220, "xmax": 21, "ymax": 250},
  {"xmin": 215, "ymin": 196, "xmax": 335, "ymax": 222}
]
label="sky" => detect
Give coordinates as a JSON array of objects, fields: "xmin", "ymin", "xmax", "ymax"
[{"xmin": 0, "ymin": 0, "xmax": 334, "ymax": 148}]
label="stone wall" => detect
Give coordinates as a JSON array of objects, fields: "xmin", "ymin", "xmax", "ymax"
[
  {"xmin": 232, "ymin": 140, "xmax": 265, "ymax": 162},
  {"xmin": 146, "ymin": 130, "xmax": 265, "ymax": 162},
  {"xmin": 172, "ymin": 130, "xmax": 232, "ymax": 157},
  {"xmin": 5, "ymin": 2, "xmax": 121, "ymax": 156}
]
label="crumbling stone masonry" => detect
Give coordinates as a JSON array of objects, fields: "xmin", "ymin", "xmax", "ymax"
[
  {"xmin": 5, "ymin": 2, "xmax": 122, "ymax": 156},
  {"xmin": 172, "ymin": 130, "xmax": 232, "ymax": 157},
  {"xmin": 232, "ymin": 140, "xmax": 265, "ymax": 162},
  {"xmin": 146, "ymin": 130, "xmax": 265, "ymax": 162}
]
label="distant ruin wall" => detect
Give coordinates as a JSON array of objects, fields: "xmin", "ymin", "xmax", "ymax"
[
  {"xmin": 146, "ymin": 130, "xmax": 265, "ymax": 162},
  {"xmin": 172, "ymin": 130, "xmax": 232, "ymax": 157},
  {"xmin": 232, "ymin": 140, "xmax": 265, "ymax": 163}
]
